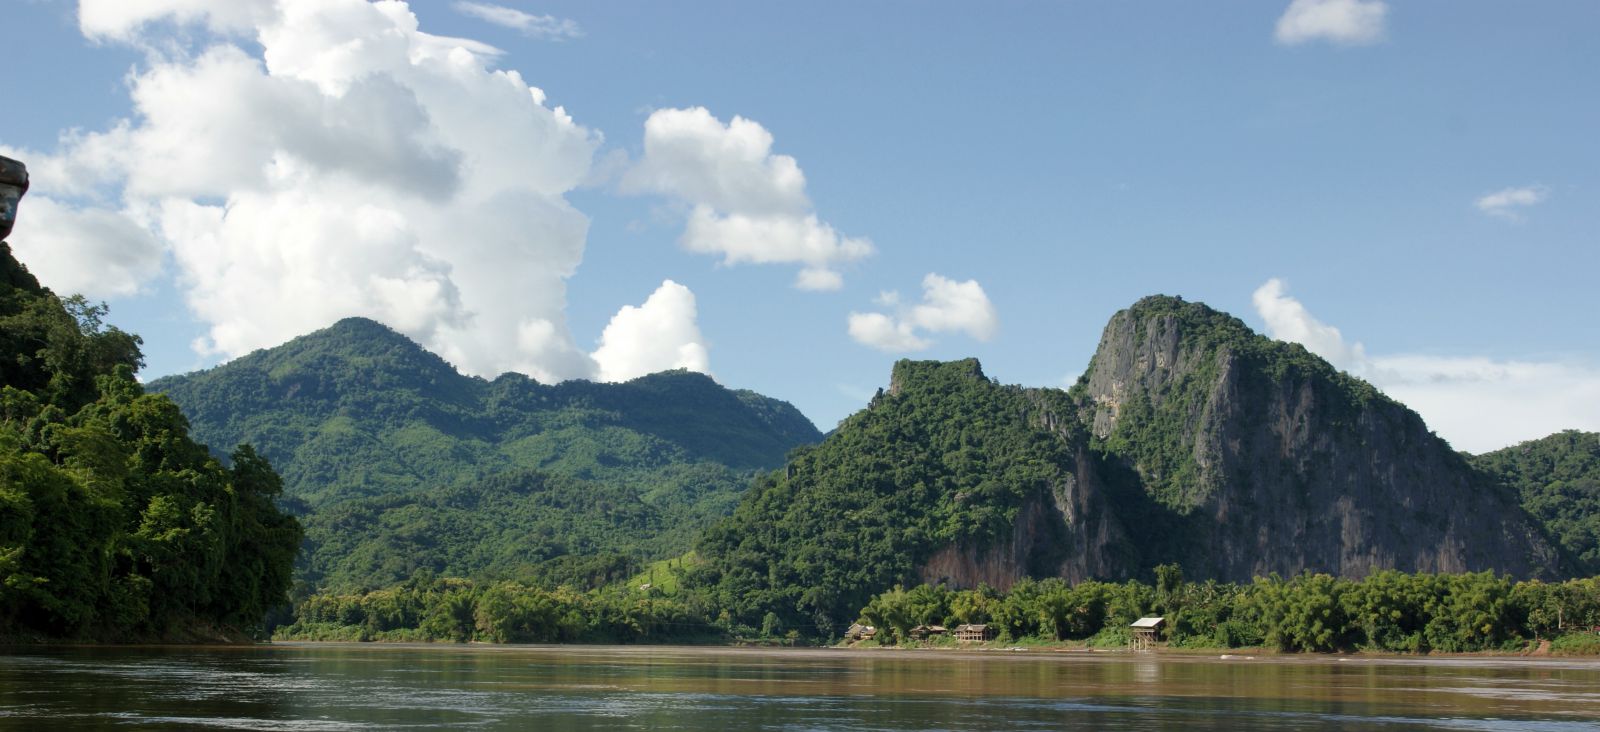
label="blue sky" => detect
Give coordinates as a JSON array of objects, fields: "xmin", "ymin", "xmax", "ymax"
[{"xmin": 2, "ymin": 0, "xmax": 1597, "ymax": 452}]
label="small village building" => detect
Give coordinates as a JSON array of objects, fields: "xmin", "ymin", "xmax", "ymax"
[
  {"xmin": 909, "ymin": 625, "xmax": 948, "ymax": 640},
  {"xmin": 1129, "ymin": 617, "xmax": 1165, "ymax": 651},
  {"xmin": 846, "ymin": 623, "xmax": 878, "ymax": 642},
  {"xmin": 953, "ymin": 624, "xmax": 995, "ymax": 642}
]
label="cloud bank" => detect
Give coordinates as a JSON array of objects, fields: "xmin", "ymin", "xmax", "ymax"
[
  {"xmin": 623, "ymin": 107, "xmax": 872, "ymax": 290},
  {"xmin": 1252, "ymin": 278, "xmax": 1600, "ymax": 452},
  {"xmin": 1274, "ymin": 0, "xmax": 1388, "ymax": 46},
  {"xmin": 8, "ymin": 0, "xmax": 708, "ymax": 386},
  {"xmin": 848, "ymin": 274, "xmax": 998, "ymax": 353}
]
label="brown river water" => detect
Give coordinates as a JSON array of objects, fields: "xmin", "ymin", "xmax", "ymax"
[{"xmin": 1, "ymin": 643, "xmax": 1597, "ymax": 730}]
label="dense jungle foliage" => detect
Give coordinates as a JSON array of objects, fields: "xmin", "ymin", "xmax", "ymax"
[
  {"xmin": 1474, "ymin": 431, "xmax": 1600, "ymax": 575},
  {"xmin": 148, "ymin": 317, "xmax": 821, "ymax": 591},
  {"xmin": 303, "ymin": 469, "xmax": 668, "ymax": 592},
  {"xmin": 0, "ymin": 243, "xmax": 300, "ymax": 640},
  {"xmin": 855, "ymin": 569, "xmax": 1600, "ymax": 654}
]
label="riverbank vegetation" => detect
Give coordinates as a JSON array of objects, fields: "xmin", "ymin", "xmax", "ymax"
[
  {"xmin": 853, "ymin": 568, "xmax": 1600, "ymax": 654},
  {"xmin": 272, "ymin": 572, "xmax": 724, "ymax": 644},
  {"xmin": 274, "ymin": 565, "xmax": 1600, "ymax": 654}
]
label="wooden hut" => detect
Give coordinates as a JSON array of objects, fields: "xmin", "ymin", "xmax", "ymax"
[
  {"xmin": 910, "ymin": 625, "xmax": 948, "ymax": 640},
  {"xmin": 1129, "ymin": 617, "xmax": 1165, "ymax": 651},
  {"xmin": 846, "ymin": 623, "xmax": 878, "ymax": 642},
  {"xmin": 953, "ymin": 624, "xmax": 994, "ymax": 642}
]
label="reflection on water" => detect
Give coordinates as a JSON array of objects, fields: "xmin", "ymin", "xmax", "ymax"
[{"xmin": 2, "ymin": 644, "xmax": 1598, "ymax": 730}]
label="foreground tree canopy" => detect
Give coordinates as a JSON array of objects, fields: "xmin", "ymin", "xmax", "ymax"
[{"xmin": 0, "ymin": 243, "xmax": 301, "ymax": 640}]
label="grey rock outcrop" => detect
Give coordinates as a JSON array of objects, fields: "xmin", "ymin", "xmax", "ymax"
[
  {"xmin": 0, "ymin": 156, "xmax": 28, "ymax": 241},
  {"xmin": 1078, "ymin": 295, "xmax": 1564, "ymax": 581}
]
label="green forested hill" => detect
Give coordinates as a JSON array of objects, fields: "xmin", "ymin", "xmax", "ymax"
[
  {"xmin": 148, "ymin": 317, "xmax": 822, "ymax": 591},
  {"xmin": 0, "ymin": 243, "xmax": 300, "ymax": 639},
  {"xmin": 150, "ymin": 317, "xmax": 818, "ymax": 505},
  {"xmin": 1473, "ymin": 431, "xmax": 1600, "ymax": 574},
  {"xmin": 302, "ymin": 470, "xmax": 665, "ymax": 591},
  {"xmin": 687, "ymin": 359, "xmax": 1097, "ymax": 635}
]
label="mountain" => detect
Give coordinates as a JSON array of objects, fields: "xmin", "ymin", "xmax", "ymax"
[
  {"xmin": 148, "ymin": 317, "xmax": 822, "ymax": 590},
  {"xmin": 687, "ymin": 295, "xmax": 1567, "ymax": 634},
  {"xmin": 1472, "ymin": 431, "xmax": 1600, "ymax": 574},
  {"xmin": 688, "ymin": 357, "xmax": 1136, "ymax": 633},
  {"xmin": 0, "ymin": 242, "xmax": 299, "ymax": 639},
  {"xmin": 1077, "ymin": 296, "xmax": 1561, "ymax": 580}
]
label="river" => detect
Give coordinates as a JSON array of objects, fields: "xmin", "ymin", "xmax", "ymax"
[{"xmin": 1, "ymin": 643, "xmax": 1597, "ymax": 730}]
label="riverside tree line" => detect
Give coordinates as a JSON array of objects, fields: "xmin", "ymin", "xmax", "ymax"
[{"xmin": 276, "ymin": 566, "xmax": 1600, "ymax": 654}]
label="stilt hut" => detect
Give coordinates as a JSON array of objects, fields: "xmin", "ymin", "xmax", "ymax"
[
  {"xmin": 845, "ymin": 624, "xmax": 878, "ymax": 642},
  {"xmin": 1129, "ymin": 617, "xmax": 1165, "ymax": 651},
  {"xmin": 954, "ymin": 624, "xmax": 995, "ymax": 642}
]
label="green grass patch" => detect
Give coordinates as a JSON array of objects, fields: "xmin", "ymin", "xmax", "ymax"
[{"xmin": 1551, "ymin": 632, "xmax": 1600, "ymax": 655}]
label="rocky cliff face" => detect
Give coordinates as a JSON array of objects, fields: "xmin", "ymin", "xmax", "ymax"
[
  {"xmin": 1079, "ymin": 296, "xmax": 1564, "ymax": 581},
  {"xmin": 887, "ymin": 362, "xmax": 1140, "ymax": 591},
  {"xmin": 913, "ymin": 296, "xmax": 1566, "ymax": 588},
  {"xmin": 917, "ymin": 438, "xmax": 1136, "ymax": 590}
]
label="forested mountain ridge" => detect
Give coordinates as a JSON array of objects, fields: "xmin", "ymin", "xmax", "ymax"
[
  {"xmin": 150, "ymin": 317, "xmax": 820, "ymax": 506},
  {"xmin": 687, "ymin": 295, "xmax": 1570, "ymax": 635},
  {"xmin": 0, "ymin": 242, "xmax": 300, "ymax": 640},
  {"xmin": 148, "ymin": 317, "xmax": 823, "ymax": 591}
]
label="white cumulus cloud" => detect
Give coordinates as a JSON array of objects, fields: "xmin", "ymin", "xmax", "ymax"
[
  {"xmin": 453, "ymin": 2, "xmax": 582, "ymax": 41},
  {"xmin": 1475, "ymin": 185, "xmax": 1548, "ymax": 222},
  {"xmin": 1251, "ymin": 278, "xmax": 1600, "ymax": 453},
  {"xmin": 25, "ymin": 0, "xmax": 646, "ymax": 384},
  {"xmin": 1274, "ymin": 0, "xmax": 1388, "ymax": 46},
  {"xmin": 847, "ymin": 312, "xmax": 931, "ymax": 353},
  {"xmin": 848, "ymin": 273, "xmax": 998, "ymax": 353},
  {"xmin": 680, "ymin": 207, "xmax": 871, "ymax": 291},
  {"xmin": 622, "ymin": 107, "xmax": 871, "ymax": 290},
  {"xmin": 1252, "ymin": 278, "xmax": 1366, "ymax": 369},
  {"xmin": 591, "ymin": 280, "xmax": 711, "ymax": 383},
  {"xmin": 7, "ymin": 196, "xmax": 165, "ymax": 299}
]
